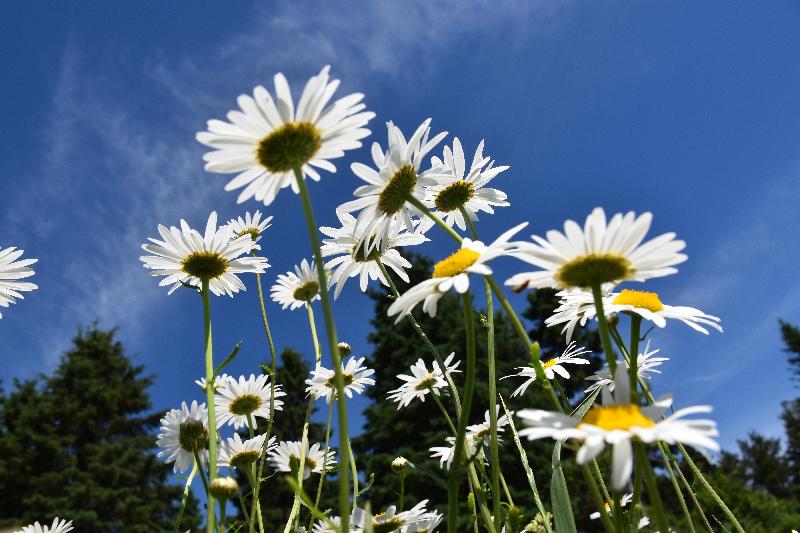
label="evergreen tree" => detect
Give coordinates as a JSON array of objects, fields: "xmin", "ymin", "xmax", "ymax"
[{"xmin": 0, "ymin": 326, "xmax": 201, "ymax": 532}]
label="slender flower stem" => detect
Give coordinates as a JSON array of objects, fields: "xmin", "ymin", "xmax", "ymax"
[
  {"xmin": 639, "ymin": 442, "xmax": 670, "ymax": 532},
  {"xmin": 404, "ymin": 194, "xmax": 463, "ymax": 243},
  {"xmin": 219, "ymin": 501, "xmax": 227, "ymax": 533},
  {"xmin": 251, "ymin": 268, "xmax": 276, "ymax": 533},
  {"xmin": 245, "ymin": 414, "xmax": 264, "ymax": 533},
  {"xmin": 399, "ymin": 472, "xmax": 406, "ymax": 511},
  {"xmin": 431, "ymin": 390, "xmax": 459, "ymax": 435},
  {"xmin": 308, "ymin": 401, "xmax": 335, "ymax": 532},
  {"xmin": 200, "ymin": 280, "xmax": 217, "ymax": 533},
  {"xmin": 629, "ymin": 315, "xmax": 641, "ymax": 404},
  {"xmin": 292, "ymin": 165, "xmax": 351, "ymax": 531},
  {"xmin": 590, "ymin": 283, "xmax": 617, "ymax": 374},
  {"xmin": 193, "ymin": 447, "xmax": 210, "ymax": 495}
]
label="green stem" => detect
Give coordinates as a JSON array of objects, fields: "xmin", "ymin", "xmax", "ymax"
[
  {"xmin": 590, "ymin": 283, "xmax": 617, "ymax": 374},
  {"xmin": 201, "ymin": 280, "xmax": 217, "ymax": 533},
  {"xmin": 639, "ymin": 442, "xmax": 670, "ymax": 533},
  {"xmin": 404, "ymin": 194, "xmax": 463, "ymax": 243},
  {"xmin": 292, "ymin": 165, "xmax": 351, "ymax": 531},
  {"xmin": 193, "ymin": 447, "xmax": 209, "ymax": 495},
  {"xmin": 220, "ymin": 501, "xmax": 227, "ymax": 533},
  {"xmin": 679, "ymin": 444, "xmax": 744, "ymax": 533},
  {"xmin": 629, "ymin": 315, "xmax": 641, "ymax": 404},
  {"xmin": 349, "ymin": 438, "xmax": 359, "ymax": 508},
  {"xmin": 308, "ymin": 401, "xmax": 334, "ymax": 532},
  {"xmin": 657, "ymin": 444, "xmax": 696, "ymax": 533},
  {"xmin": 432, "ymin": 390, "xmax": 458, "ymax": 436},
  {"xmin": 245, "ymin": 414, "xmax": 264, "ymax": 533},
  {"xmin": 399, "ymin": 473, "xmax": 406, "ymax": 512},
  {"xmin": 581, "ymin": 467, "xmax": 616, "ymax": 533},
  {"xmin": 499, "ymin": 472, "xmax": 515, "ymax": 507},
  {"xmin": 448, "ymin": 292, "xmax": 478, "ymax": 533}
]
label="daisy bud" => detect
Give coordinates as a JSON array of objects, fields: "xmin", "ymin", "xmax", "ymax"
[
  {"xmin": 209, "ymin": 476, "xmax": 239, "ymax": 501},
  {"xmin": 607, "ymin": 313, "xmax": 619, "ymax": 328},
  {"xmin": 338, "ymin": 342, "xmax": 352, "ymax": 357},
  {"xmin": 391, "ymin": 456, "xmax": 412, "ymax": 474},
  {"xmin": 178, "ymin": 418, "xmax": 208, "ymax": 451}
]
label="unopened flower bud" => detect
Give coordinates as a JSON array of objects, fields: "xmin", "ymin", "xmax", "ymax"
[
  {"xmin": 338, "ymin": 342, "xmax": 352, "ymax": 357},
  {"xmin": 607, "ymin": 313, "xmax": 619, "ymax": 328},
  {"xmin": 391, "ymin": 456, "xmax": 412, "ymax": 474},
  {"xmin": 209, "ymin": 477, "xmax": 239, "ymax": 501}
]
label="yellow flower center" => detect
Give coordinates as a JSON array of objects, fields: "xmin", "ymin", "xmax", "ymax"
[
  {"xmin": 182, "ymin": 251, "xmax": 228, "ymax": 280},
  {"xmin": 432, "ymin": 248, "xmax": 481, "ymax": 278},
  {"xmin": 256, "ymin": 121, "xmax": 322, "ymax": 172},
  {"xmin": 580, "ymin": 404, "xmax": 655, "ymax": 431},
  {"xmin": 543, "ymin": 359, "xmax": 557, "ymax": 369},
  {"xmin": 611, "ymin": 289, "xmax": 665, "ymax": 313},
  {"xmin": 555, "ymin": 253, "xmax": 633, "ymax": 288}
]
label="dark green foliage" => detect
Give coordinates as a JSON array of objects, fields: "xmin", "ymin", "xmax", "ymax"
[
  {"xmin": 780, "ymin": 319, "xmax": 800, "ymax": 383},
  {"xmin": 0, "ymin": 326, "xmax": 201, "ymax": 532},
  {"xmin": 352, "ymin": 253, "xmax": 604, "ymax": 529}
]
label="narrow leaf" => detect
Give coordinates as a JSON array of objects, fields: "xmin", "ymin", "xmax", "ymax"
[{"xmin": 214, "ymin": 341, "xmax": 242, "ymax": 376}]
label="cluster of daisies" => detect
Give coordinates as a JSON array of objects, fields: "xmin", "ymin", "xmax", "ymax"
[{"xmin": 312, "ymin": 500, "xmax": 443, "ymax": 533}]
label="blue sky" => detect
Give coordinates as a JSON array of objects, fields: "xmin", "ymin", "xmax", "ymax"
[{"xmin": 2, "ymin": 1, "xmax": 800, "ymax": 456}]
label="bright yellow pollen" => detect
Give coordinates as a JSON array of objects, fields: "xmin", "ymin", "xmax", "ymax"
[
  {"xmin": 611, "ymin": 289, "xmax": 665, "ymax": 313},
  {"xmin": 432, "ymin": 249, "xmax": 481, "ymax": 278},
  {"xmin": 543, "ymin": 359, "xmax": 557, "ymax": 369},
  {"xmin": 580, "ymin": 404, "xmax": 655, "ymax": 431}
]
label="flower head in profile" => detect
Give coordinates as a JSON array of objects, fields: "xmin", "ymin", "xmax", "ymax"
[
  {"xmin": 419, "ymin": 138, "xmax": 509, "ymax": 233},
  {"xmin": 270, "ymin": 258, "xmax": 323, "ymax": 310},
  {"xmin": 430, "ymin": 435, "xmax": 483, "ymax": 470},
  {"xmin": 518, "ymin": 366, "xmax": 719, "ymax": 489},
  {"xmin": 227, "ymin": 210, "xmax": 273, "ymax": 249},
  {"xmin": 268, "ymin": 440, "xmax": 336, "ymax": 480},
  {"xmin": 218, "ymin": 433, "xmax": 276, "ymax": 469},
  {"xmin": 0, "ymin": 246, "xmax": 38, "ymax": 319},
  {"xmin": 351, "ymin": 500, "xmax": 433, "ymax": 533},
  {"xmin": 306, "ymin": 356, "xmax": 375, "ymax": 404},
  {"xmin": 140, "ymin": 211, "xmax": 269, "ymax": 296},
  {"xmin": 506, "ymin": 208, "xmax": 686, "ymax": 291},
  {"xmin": 321, "ymin": 211, "xmax": 428, "ymax": 298},
  {"xmin": 337, "ymin": 119, "xmax": 448, "ymax": 251},
  {"xmin": 466, "ymin": 407, "xmax": 511, "ymax": 446},
  {"xmin": 503, "ymin": 342, "xmax": 592, "ymax": 397},
  {"xmin": 387, "ymin": 223, "xmax": 527, "ymax": 323},
  {"xmin": 215, "ymin": 374, "xmax": 285, "ymax": 429},
  {"xmin": 157, "ymin": 400, "xmax": 209, "ymax": 473},
  {"xmin": 585, "ymin": 341, "xmax": 669, "ymax": 394},
  {"xmin": 14, "ymin": 518, "xmax": 73, "ymax": 533},
  {"xmin": 388, "ymin": 352, "xmax": 461, "ymax": 409},
  {"xmin": 589, "ymin": 493, "xmax": 633, "ymax": 521},
  {"xmin": 197, "ymin": 66, "xmax": 375, "ymax": 205},
  {"xmin": 546, "ymin": 286, "xmax": 722, "ymax": 342},
  {"xmin": 195, "ymin": 373, "xmax": 233, "ymax": 392}
]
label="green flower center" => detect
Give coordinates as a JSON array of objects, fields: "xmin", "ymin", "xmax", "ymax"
[
  {"xmin": 373, "ymin": 516, "xmax": 406, "ymax": 533},
  {"xmin": 414, "ymin": 375, "xmax": 438, "ymax": 391},
  {"xmin": 256, "ymin": 121, "xmax": 322, "ymax": 172},
  {"xmin": 289, "ymin": 454, "xmax": 318, "ymax": 473},
  {"xmin": 178, "ymin": 419, "xmax": 208, "ymax": 452},
  {"xmin": 326, "ymin": 373, "xmax": 355, "ymax": 389},
  {"xmin": 351, "ymin": 243, "xmax": 381, "ymax": 263},
  {"xmin": 230, "ymin": 450, "xmax": 261, "ymax": 469},
  {"xmin": 229, "ymin": 394, "xmax": 262, "ymax": 416},
  {"xmin": 293, "ymin": 280, "xmax": 320, "ymax": 302},
  {"xmin": 182, "ymin": 251, "xmax": 228, "ymax": 280},
  {"xmin": 434, "ymin": 180, "xmax": 475, "ymax": 212},
  {"xmin": 236, "ymin": 228, "xmax": 261, "ymax": 241},
  {"xmin": 378, "ymin": 164, "xmax": 417, "ymax": 215},
  {"xmin": 555, "ymin": 253, "xmax": 633, "ymax": 288}
]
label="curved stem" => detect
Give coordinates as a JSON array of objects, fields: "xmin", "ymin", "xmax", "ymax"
[
  {"xmin": 308, "ymin": 401, "xmax": 335, "ymax": 532},
  {"xmin": 292, "ymin": 165, "xmax": 351, "ymax": 531},
  {"xmin": 639, "ymin": 442, "xmax": 670, "ymax": 532},
  {"xmin": 590, "ymin": 283, "xmax": 617, "ymax": 374},
  {"xmin": 404, "ymin": 194, "xmax": 463, "ymax": 243},
  {"xmin": 201, "ymin": 280, "xmax": 217, "ymax": 533},
  {"xmin": 193, "ymin": 447, "xmax": 209, "ymax": 495}
]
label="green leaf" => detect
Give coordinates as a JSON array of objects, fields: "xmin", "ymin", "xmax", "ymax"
[
  {"xmin": 550, "ymin": 441, "xmax": 577, "ymax": 533},
  {"xmin": 570, "ymin": 386, "xmax": 601, "ymax": 419},
  {"xmin": 214, "ymin": 341, "xmax": 242, "ymax": 376}
]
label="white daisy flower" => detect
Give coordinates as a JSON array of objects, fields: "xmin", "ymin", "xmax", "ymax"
[
  {"xmin": 215, "ymin": 374, "xmax": 285, "ymax": 430},
  {"xmin": 195, "ymin": 373, "xmax": 234, "ymax": 392},
  {"xmin": 311, "ymin": 516, "xmax": 355, "ymax": 533},
  {"xmin": 430, "ymin": 435, "xmax": 483, "ymax": 470},
  {"xmin": 140, "ymin": 211, "xmax": 269, "ymax": 296},
  {"xmin": 517, "ymin": 366, "xmax": 719, "ymax": 489},
  {"xmin": 267, "ymin": 440, "xmax": 337, "ymax": 480},
  {"xmin": 352, "ymin": 500, "xmax": 431, "ymax": 532},
  {"xmin": 585, "ymin": 341, "xmax": 669, "ymax": 394},
  {"xmin": 546, "ymin": 287, "xmax": 722, "ymax": 342},
  {"xmin": 197, "ymin": 65, "xmax": 375, "ymax": 205},
  {"xmin": 226, "ymin": 210, "xmax": 273, "ymax": 250},
  {"xmin": 0, "ymin": 246, "xmax": 38, "ymax": 319},
  {"xmin": 270, "ymin": 258, "xmax": 323, "ymax": 310},
  {"xmin": 14, "ymin": 518, "xmax": 73, "ymax": 533},
  {"xmin": 305, "ymin": 356, "xmax": 376, "ymax": 404},
  {"xmin": 337, "ymin": 119, "xmax": 449, "ymax": 251},
  {"xmin": 589, "ymin": 493, "xmax": 633, "ymax": 520},
  {"xmin": 320, "ymin": 211, "xmax": 428, "ymax": 298},
  {"xmin": 506, "ymin": 208, "xmax": 687, "ymax": 291},
  {"xmin": 387, "ymin": 223, "xmax": 527, "ymax": 323},
  {"xmin": 403, "ymin": 512, "xmax": 444, "ymax": 533},
  {"xmin": 503, "ymin": 342, "xmax": 592, "ymax": 397},
  {"xmin": 156, "ymin": 400, "xmax": 209, "ymax": 474},
  {"xmin": 388, "ymin": 352, "xmax": 461, "ymax": 409},
  {"xmin": 466, "ymin": 406, "xmax": 511, "ymax": 446},
  {"xmin": 418, "ymin": 138, "xmax": 509, "ymax": 233},
  {"xmin": 218, "ymin": 433, "xmax": 276, "ymax": 469}
]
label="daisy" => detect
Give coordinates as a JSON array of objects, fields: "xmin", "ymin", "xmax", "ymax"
[
  {"xmin": 418, "ymin": 138, "xmax": 509, "ymax": 233},
  {"xmin": 0, "ymin": 246, "xmax": 38, "ymax": 319},
  {"xmin": 140, "ymin": 211, "xmax": 269, "ymax": 296},
  {"xmin": 506, "ymin": 208, "xmax": 687, "ymax": 291},
  {"xmin": 267, "ymin": 440, "xmax": 337, "ymax": 480},
  {"xmin": 157, "ymin": 401, "xmax": 209, "ymax": 473},
  {"xmin": 270, "ymin": 258, "xmax": 323, "ymax": 310},
  {"xmin": 352, "ymin": 500, "xmax": 431, "ymax": 532},
  {"xmin": 546, "ymin": 287, "xmax": 722, "ymax": 342},
  {"xmin": 466, "ymin": 407, "xmax": 511, "ymax": 446},
  {"xmin": 218, "ymin": 433, "xmax": 276, "ymax": 469},
  {"xmin": 387, "ymin": 223, "xmax": 527, "ymax": 323},
  {"xmin": 320, "ymin": 211, "xmax": 428, "ymax": 298},
  {"xmin": 215, "ymin": 374, "xmax": 285, "ymax": 429},
  {"xmin": 311, "ymin": 516, "xmax": 353, "ymax": 533},
  {"xmin": 14, "ymin": 518, "xmax": 73, "ymax": 533},
  {"xmin": 226, "ymin": 210, "xmax": 273, "ymax": 249},
  {"xmin": 585, "ymin": 341, "xmax": 669, "ymax": 394},
  {"xmin": 197, "ymin": 65, "xmax": 375, "ymax": 205},
  {"xmin": 305, "ymin": 356, "xmax": 375, "ymax": 404},
  {"xmin": 402, "ymin": 512, "xmax": 444, "ymax": 533},
  {"xmin": 503, "ymin": 342, "xmax": 592, "ymax": 397},
  {"xmin": 195, "ymin": 373, "xmax": 234, "ymax": 392},
  {"xmin": 430, "ymin": 435, "xmax": 483, "ymax": 470},
  {"xmin": 388, "ymin": 352, "xmax": 461, "ymax": 409},
  {"xmin": 337, "ymin": 119, "xmax": 449, "ymax": 251},
  {"xmin": 589, "ymin": 492, "xmax": 632, "ymax": 520},
  {"xmin": 517, "ymin": 366, "xmax": 719, "ymax": 489}
]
